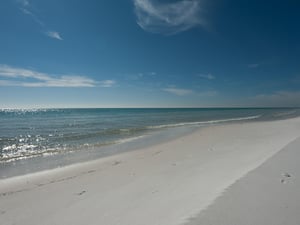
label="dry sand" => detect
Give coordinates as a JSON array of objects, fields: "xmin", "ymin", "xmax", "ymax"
[
  {"xmin": 1, "ymin": 117, "xmax": 300, "ymax": 225},
  {"xmin": 186, "ymin": 136, "xmax": 300, "ymax": 225},
  {"xmin": 186, "ymin": 138, "xmax": 300, "ymax": 225}
]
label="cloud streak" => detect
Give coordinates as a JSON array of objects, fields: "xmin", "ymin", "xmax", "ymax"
[
  {"xmin": 198, "ymin": 73, "xmax": 215, "ymax": 80},
  {"xmin": 248, "ymin": 63, "xmax": 260, "ymax": 68},
  {"xmin": 133, "ymin": 0, "xmax": 205, "ymax": 35},
  {"xmin": 0, "ymin": 65, "xmax": 115, "ymax": 88},
  {"xmin": 18, "ymin": 0, "xmax": 29, "ymax": 7},
  {"xmin": 18, "ymin": 0, "xmax": 62, "ymax": 40},
  {"xmin": 197, "ymin": 90, "xmax": 217, "ymax": 97},
  {"xmin": 98, "ymin": 80, "xmax": 116, "ymax": 87},
  {"xmin": 251, "ymin": 91, "xmax": 300, "ymax": 107},
  {"xmin": 20, "ymin": 7, "xmax": 45, "ymax": 26},
  {"xmin": 45, "ymin": 31, "xmax": 63, "ymax": 41},
  {"xmin": 163, "ymin": 88, "xmax": 193, "ymax": 96}
]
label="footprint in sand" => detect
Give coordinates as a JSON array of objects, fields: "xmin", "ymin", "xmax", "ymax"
[
  {"xmin": 112, "ymin": 161, "xmax": 122, "ymax": 166},
  {"xmin": 76, "ymin": 190, "xmax": 86, "ymax": 196},
  {"xmin": 281, "ymin": 172, "xmax": 292, "ymax": 184}
]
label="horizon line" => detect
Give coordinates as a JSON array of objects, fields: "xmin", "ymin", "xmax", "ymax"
[{"xmin": 1, "ymin": 106, "xmax": 299, "ymax": 110}]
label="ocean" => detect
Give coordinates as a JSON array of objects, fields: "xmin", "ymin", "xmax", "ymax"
[{"xmin": 0, "ymin": 108, "xmax": 299, "ymax": 178}]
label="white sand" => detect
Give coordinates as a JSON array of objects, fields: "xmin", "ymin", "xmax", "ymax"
[
  {"xmin": 186, "ymin": 136, "xmax": 300, "ymax": 225},
  {"xmin": 1, "ymin": 117, "xmax": 300, "ymax": 225}
]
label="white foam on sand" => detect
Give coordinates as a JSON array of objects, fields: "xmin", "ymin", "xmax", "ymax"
[
  {"xmin": 147, "ymin": 114, "xmax": 261, "ymax": 129},
  {"xmin": 0, "ymin": 117, "xmax": 300, "ymax": 225}
]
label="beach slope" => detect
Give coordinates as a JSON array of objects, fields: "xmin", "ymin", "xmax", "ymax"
[{"xmin": 187, "ymin": 135, "xmax": 300, "ymax": 225}]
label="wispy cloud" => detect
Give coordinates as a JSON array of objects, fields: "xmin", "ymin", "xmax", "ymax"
[
  {"xmin": 251, "ymin": 91, "xmax": 300, "ymax": 107},
  {"xmin": 0, "ymin": 65, "xmax": 115, "ymax": 88},
  {"xmin": 125, "ymin": 72, "xmax": 157, "ymax": 81},
  {"xmin": 133, "ymin": 0, "xmax": 205, "ymax": 35},
  {"xmin": 198, "ymin": 73, "xmax": 215, "ymax": 80},
  {"xmin": 45, "ymin": 31, "xmax": 63, "ymax": 41},
  {"xmin": 99, "ymin": 80, "xmax": 116, "ymax": 87},
  {"xmin": 17, "ymin": 0, "xmax": 62, "ymax": 40},
  {"xmin": 20, "ymin": 7, "xmax": 45, "ymax": 26},
  {"xmin": 149, "ymin": 72, "xmax": 156, "ymax": 76},
  {"xmin": 163, "ymin": 88, "xmax": 193, "ymax": 96},
  {"xmin": 21, "ymin": 76, "xmax": 97, "ymax": 87},
  {"xmin": 18, "ymin": 0, "xmax": 29, "ymax": 7},
  {"xmin": 197, "ymin": 90, "xmax": 217, "ymax": 97},
  {"xmin": 248, "ymin": 63, "xmax": 260, "ymax": 68}
]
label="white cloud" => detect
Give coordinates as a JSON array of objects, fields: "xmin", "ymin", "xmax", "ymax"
[
  {"xmin": 163, "ymin": 88, "xmax": 193, "ymax": 96},
  {"xmin": 198, "ymin": 73, "xmax": 215, "ymax": 80},
  {"xmin": 22, "ymin": 76, "xmax": 96, "ymax": 87},
  {"xmin": 0, "ymin": 65, "xmax": 114, "ymax": 88},
  {"xmin": 0, "ymin": 64, "xmax": 50, "ymax": 80},
  {"xmin": 133, "ymin": 0, "xmax": 205, "ymax": 34},
  {"xmin": 251, "ymin": 91, "xmax": 300, "ymax": 107},
  {"xmin": 45, "ymin": 31, "xmax": 63, "ymax": 41}
]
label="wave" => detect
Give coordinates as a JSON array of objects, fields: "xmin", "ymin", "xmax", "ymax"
[
  {"xmin": 147, "ymin": 115, "xmax": 261, "ymax": 129},
  {"xmin": 1, "ymin": 145, "xmax": 57, "ymax": 163},
  {"xmin": 273, "ymin": 110, "xmax": 296, "ymax": 117},
  {"xmin": 116, "ymin": 135, "xmax": 146, "ymax": 144}
]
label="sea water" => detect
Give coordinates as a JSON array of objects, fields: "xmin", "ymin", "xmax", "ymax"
[{"xmin": 0, "ymin": 108, "xmax": 299, "ymax": 178}]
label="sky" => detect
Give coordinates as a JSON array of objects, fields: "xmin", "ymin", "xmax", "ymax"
[{"xmin": 0, "ymin": 0, "xmax": 300, "ymax": 108}]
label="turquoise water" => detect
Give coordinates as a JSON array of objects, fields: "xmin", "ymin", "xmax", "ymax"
[{"xmin": 0, "ymin": 108, "xmax": 299, "ymax": 178}]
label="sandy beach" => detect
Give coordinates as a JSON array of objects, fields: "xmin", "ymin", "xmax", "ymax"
[
  {"xmin": 1, "ymin": 117, "xmax": 300, "ymax": 225},
  {"xmin": 187, "ymin": 136, "xmax": 300, "ymax": 225}
]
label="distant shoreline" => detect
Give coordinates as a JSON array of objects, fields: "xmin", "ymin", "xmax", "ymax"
[{"xmin": 1, "ymin": 106, "xmax": 300, "ymax": 110}]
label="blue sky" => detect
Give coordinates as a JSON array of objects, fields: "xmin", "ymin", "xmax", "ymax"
[{"xmin": 0, "ymin": 0, "xmax": 299, "ymax": 108}]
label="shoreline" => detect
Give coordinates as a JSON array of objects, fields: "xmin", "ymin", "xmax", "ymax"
[
  {"xmin": 2, "ymin": 107, "xmax": 299, "ymax": 170},
  {"xmin": 0, "ymin": 114, "xmax": 293, "ymax": 179},
  {"xmin": 0, "ymin": 123, "xmax": 201, "ymax": 179},
  {"xmin": 1, "ymin": 117, "xmax": 300, "ymax": 225},
  {"xmin": 0, "ymin": 115, "xmax": 263, "ymax": 179}
]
